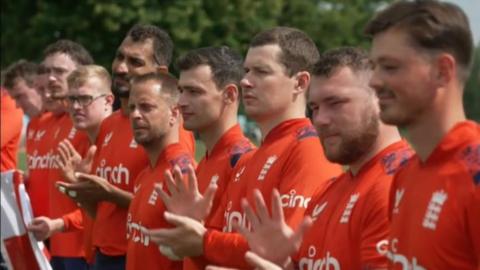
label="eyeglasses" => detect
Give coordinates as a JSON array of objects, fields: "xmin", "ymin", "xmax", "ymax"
[{"xmin": 67, "ymin": 94, "xmax": 106, "ymax": 107}]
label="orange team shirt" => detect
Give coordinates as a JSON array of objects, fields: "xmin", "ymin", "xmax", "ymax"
[
  {"xmin": 25, "ymin": 111, "xmax": 54, "ymax": 217},
  {"xmin": 126, "ymin": 143, "xmax": 194, "ymax": 270},
  {"xmin": 294, "ymin": 140, "xmax": 413, "ymax": 270},
  {"xmin": 47, "ymin": 113, "xmax": 90, "ymax": 258},
  {"xmin": 87, "ymin": 110, "xmax": 195, "ymax": 256},
  {"xmin": 184, "ymin": 124, "xmax": 255, "ymax": 270},
  {"xmin": 0, "ymin": 90, "xmax": 23, "ymax": 172},
  {"xmin": 203, "ymin": 118, "xmax": 343, "ymax": 268},
  {"xmin": 387, "ymin": 121, "xmax": 480, "ymax": 270}
]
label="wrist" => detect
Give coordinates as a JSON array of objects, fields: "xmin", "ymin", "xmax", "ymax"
[{"xmin": 52, "ymin": 218, "xmax": 65, "ymax": 233}]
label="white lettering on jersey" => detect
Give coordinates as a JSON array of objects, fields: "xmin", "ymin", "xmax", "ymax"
[
  {"xmin": 393, "ymin": 188, "xmax": 405, "ymax": 214},
  {"xmin": 422, "ymin": 190, "xmax": 447, "ymax": 230},
  {"xmin": 339, "ymin": 193, "xmax": 359, "ymax": 223},
  {"xmin": 257, "ymin": 155, "xmax": 277, "ymax": 181},
  {"xmin": 103, "ymin": 132, "xmax": 113, "ymax": 146},
  {"xmin": 298, "ymin": 246, "xmax": 340, "ymax": 270},
  {"xmin": 223, "ymin": 200, "xmax": 250, "ymax": 232},
  {"xmin": 280, "ymin": 189, "xmax": 311, "ymax": 209},
  {"xmin": 95, "ymin": 159, "xmax": 130, "ymax": 185},
  {"xmin": 126, "ymin": 213, "xmax": 150, "ymax": 247},
  {"xmin": 28, "ymin": 150, "xmax": 59, "ymax": 169},
  {"xmin": 377, "ymin": 238, "xmax": 426, "ymax": 270},
  {"xmin": 311, "ymin": 202, "xmax": 328, "ymax": 220}
]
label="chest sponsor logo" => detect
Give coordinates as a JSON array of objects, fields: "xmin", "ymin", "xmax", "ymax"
[
  {"xmin": 280, "ymin": 189, "xmax": 311, "ymax": 209},
  {"xmin": 126, "ymin": 213, "xmax": 150, "ymax": 247},
  {"xmin": 28, "ymin": 150, "xmax": 59, "ymax": 169},
  {"xmin": 233, "ymin": 166, "xmax": 245, "ymax": 182},
  {"xmin": 298, "ymin": 246, "xmax": 340, "ymax": 270},
  {"xmin": 422, "ymin": 190, "xmax": 447, "ymax": 230},
  {"xmin": 210, "ymin": 174, "xmax": 219, "ymax": 186},
  {"xmin": 95, "ymin": 159, "xmax": 130, "ymax": 185},
  {"xmin": 223, "ymin": 200, "xmax": 250, "ymax": 233},
  {"xmin": 129, "ymin": 138, "xmax": 138, "ymax": 148},
  {"xmin": 339, "ymin": 193, "xmax": 359, "ymax": 224},
  {"xmin": 102, "ymin": 132, "xmax": 113, "ymax": 146},
  {"xmin": 257, "ymin": 155, "xmax": 277, "ymax": 181},
  {"xmin": 133, "ymin": 183, "xmax": 141, "ymax": 194},
  {"xmin": 34, "ymin": 130, "xmax": 46, "ymax": 141},
  {"xmin": 393, "ymin": 188, "xmax": 405, "ymax": 214},
  {"xmin": 311, "ymin": 202, "xmax": 328, "ymax": 220},
  {"xmin": 377, "ymin": 238, "xmax": 426, "ymax": 270},
  {"xmin": 67, "ymin": 127, "xmax": 77, "ymax": 139}
]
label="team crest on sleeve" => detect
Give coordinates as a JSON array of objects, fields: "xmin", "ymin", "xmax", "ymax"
[
  {"xmin": 229, "ymin": 140, "xmax": 254, "ymax": 168},
  {"xmin": 381, "ymin": 149, "xmax": 413, "ymax": 175},
  {"xmin": 170, "ymin": 154, "xmax": 193, "ymax": 174},
  {"xmin": 457, "ymin": 144, "xmax": 480, "ymax": 185},
  {"xmin": 296, "ymin": 125, "xmax": 318, "ymax": 140}
]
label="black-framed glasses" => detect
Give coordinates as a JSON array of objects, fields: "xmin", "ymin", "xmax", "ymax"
[{"xmin": 67, "ymin": 94, "xmax": 106, "ymax": 107}]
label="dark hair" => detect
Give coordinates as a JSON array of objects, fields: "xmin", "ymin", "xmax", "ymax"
[
  {"xmin": 127, "ymin": 24, "xmax": 174, "ymax": 67},
  {"xmin": 313, "ymin": 47, "xmax": 372, "ymax": 77},
  {"xmin": 43, "ymin": 39, "xmax": 94, "ymax": 66},
  {"xmin": 364, "ymin": 0, "xmax": 473, "ymax": 81},
  {"xmin": 3, "ymin": 60, "xmax": 40, "ymax": 89},
  {"xmin": 177, "ymin": 46, "xmax": 244, "ymax": 89},
  {"xmin": 131, "ymin": 72, "xmax": 179, "ymax": 104},
  {"xmin": 249, "ymin": 26, "xmax": 320, "ymax": 76}
]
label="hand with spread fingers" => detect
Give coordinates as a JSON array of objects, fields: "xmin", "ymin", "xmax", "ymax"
[
  {"xmin": 155, "ymin": 164, "xmax": 217, "ymax": 221},
  {"xmin": 234, "ymin": 189, "xmax": 312, "ymax": 267},
  {"xmin": 55, "ymin": 139, "xmax": 97, "ymax": 183},
  {"xmin": 205, "ymin": 251, "xmax": 284, "ymax": 270},
  {"xmin": 148, "ymin": 211, "xmax": 207, "ymax": 258}
]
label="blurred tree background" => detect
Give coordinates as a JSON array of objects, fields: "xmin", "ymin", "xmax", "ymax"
[{"xmin": 1, "ymin": 0, "xmax": 479, "ymax": 120}]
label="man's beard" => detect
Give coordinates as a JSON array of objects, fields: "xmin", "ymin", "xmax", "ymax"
[
  {"xmin": 323, "ymin": 111, "xmax": 379, "ymax": 165},
  {"xmin": 112, "ymin": 74, "xmax": 130, "ymax": 98}
]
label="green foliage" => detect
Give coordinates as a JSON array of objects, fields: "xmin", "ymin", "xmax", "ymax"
[
  {"xmin": 2, "ymin": 0, "xmax": 389, "ymax": 70},
  {"xmin": 464, "ymin": 44, "xmax": 480, "ymax": 121}
]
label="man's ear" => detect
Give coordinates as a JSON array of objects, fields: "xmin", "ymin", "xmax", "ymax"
[
  {"xmin": 293, "ymin": 71, "xmax": 311, "ymax": 96},
  {"xmin": 222, "ymin": 83, "xmax": 239, "ymax": 105},
  {"xmin": 434, "ymin": 53, "xmax": 455, "ymax": 87},
  {"xmin": 169, "ymin": 103, "xmax": 180, "ymax": 126}
]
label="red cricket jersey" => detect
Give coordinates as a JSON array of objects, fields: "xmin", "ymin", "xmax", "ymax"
[
  {"xmin": 203, "ymin": 118, "xmax": 343, "ymax": 268},
  {"xmin": 294, "ymin": 140, "xmax": 413, "ymax": 270},
  {"xmin": 387, "ymin": 121, "xmax": 480, "ymax": 270},
  {"xmin": 25, "ymin": 112, "xmax": 53, "ymax": 218},
  {"xmin": 126, "ymin": 143, "xmax": 194, "ymax": 270},
  {"xmin": 184, "ymin": 124, "xmax": 255, "ymax": 270},
  {"xmin": 47, "ymin": 113, "xmax": 90, "ymax": 258},
  {"xmin": 1, "ymin": 90, "xmax": 23, "ymax": 172}
]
